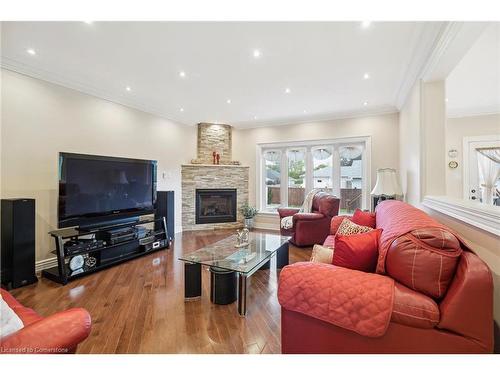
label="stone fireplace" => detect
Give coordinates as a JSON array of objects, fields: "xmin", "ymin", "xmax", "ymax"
[{"xmin": 181, "ymin": 123, "xmax": 249, "ymax": 231}]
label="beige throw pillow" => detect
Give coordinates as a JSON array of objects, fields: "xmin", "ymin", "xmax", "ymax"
[
  {"xmin": 336, "ymin": 218, "xmax": 373, "ymax": 236},
  {"xmin": 310, "ymin": 244, "xmax": 334, "ymax": 264}
]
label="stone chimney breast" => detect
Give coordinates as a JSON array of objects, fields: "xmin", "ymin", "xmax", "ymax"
[{"xmin": 194, "ymin": 123, "xmax": 232, "ymax": 164}]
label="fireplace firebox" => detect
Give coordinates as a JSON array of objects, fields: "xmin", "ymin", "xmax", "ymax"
[{"xmin": 195, "ymin": 189, "xmax": 237, "ymax": 224}]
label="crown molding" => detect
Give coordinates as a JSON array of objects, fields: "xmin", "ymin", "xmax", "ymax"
[
  {"xmin": 233, "ymin": 106, "xmax": 399, "ymax": 129},
  {"xmin": 1, "ymin": 56, "xmax": 191, "ymax": 126},
  {"xmin": 419, "ymin": 22, "xmax": 465, "ymax": 82},
  {"xmin": 394, "ymin": 22, "xmax": 447, "ymax": 109},
  {"xmin": 447, "ymin": 106, "xmax": 500, "ymax": 119}
]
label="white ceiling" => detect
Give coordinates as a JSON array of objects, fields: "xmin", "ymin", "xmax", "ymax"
[
  {"xmin": 1, "ymin": 21, "xmax": 444, "ymax": 128},
  {"xmin": 446, "ymin": 23, "xmax": 500, "ymax": 118}
]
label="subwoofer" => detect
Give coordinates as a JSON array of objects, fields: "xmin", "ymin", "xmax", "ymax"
[
  {"xmin": 155, "ymin": 191, "xmax": 174, "ymax": 241},
  {"xmin": 1, "ymin": 198, "xmax": 38, "ymax": 289}
]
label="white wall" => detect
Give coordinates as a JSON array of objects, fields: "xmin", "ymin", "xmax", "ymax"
[
  {"xmin": 446, "ymin": 113, "xmax": 500, "ymax": 198},
  {"xmin": 421, "ymin": 81, "xmax": 447, "ymax": 197},
  {"xmin": 1, "ymin": 69, "xmax": 197, "ymax": 262},
  {"xmin": 399, "ymin": 81, "xmax": 422, "ymax": 206},
  {"xmin": 232, "ymin": 113, "xmax": 400, "ymax": 223}
]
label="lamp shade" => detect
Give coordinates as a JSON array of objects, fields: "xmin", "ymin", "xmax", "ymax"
[{"xmin": 371, "ymin": 168, "xmax": 402, "ymax": 196}]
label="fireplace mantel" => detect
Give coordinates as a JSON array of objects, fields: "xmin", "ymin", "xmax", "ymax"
[{"xmin": 181, "ymin": 164, "xmax": 249, "ymax": 168}]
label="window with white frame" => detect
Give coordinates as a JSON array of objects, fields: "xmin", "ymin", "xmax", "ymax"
[{"xmin": 258, "ymin": 138, "xmax": 370, "ymax": 214}]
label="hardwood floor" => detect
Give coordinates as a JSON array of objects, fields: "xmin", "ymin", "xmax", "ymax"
[{"xmin": 10, "ymin": 229, "xmax": 311, "ymax": 354}]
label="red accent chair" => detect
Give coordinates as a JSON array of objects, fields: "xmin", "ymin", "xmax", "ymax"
[
  {"xmin": 277, "ymin": 192, "xmax": 340, "ymax": 247},
  {"xmin": 0, "ymin": 289, "xmax": 91, "ymax": 354},
  {"xmin": 279, "ymin": 201, "xmax": 494, "ymax": 353}
]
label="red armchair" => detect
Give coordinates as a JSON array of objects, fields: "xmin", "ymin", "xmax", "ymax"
[
  {"xmin": 0, "ymin": 289, "xmax": 91, "ymax": 354},
  {"xmin": 279, "ymin": 200, "xmax": 494, "ymax": 353},
  {"xmin": 277, "ymin": 192, "xmax": 340, "ymax": 247}
]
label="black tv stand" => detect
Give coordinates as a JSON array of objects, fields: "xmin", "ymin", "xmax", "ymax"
[{"xmin": 42, "ymin": 216, "xmax": 170, "ymax": 285}]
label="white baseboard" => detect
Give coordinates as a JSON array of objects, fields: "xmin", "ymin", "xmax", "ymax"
[{"xmin": 36, "ymin": 257, "xmax": 58, "ymax": 273}]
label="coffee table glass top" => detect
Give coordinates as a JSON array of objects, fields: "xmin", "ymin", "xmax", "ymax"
[{"xmin": 178, "ymin": 232, "xmax": 290, "ymax": 274}]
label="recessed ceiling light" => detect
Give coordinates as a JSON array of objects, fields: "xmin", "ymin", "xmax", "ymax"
[
  {"xmin": 363, "ymin": 73, "xmax": 370, "ymax": 80},
  {"xmin": 125, "ymin": 86, "xmax": 131, "ymax": 92},
  {"xmin": 361, "ymin": 21, "xmax": 372, "ymax": 29},
  {"xmin": 26, "ymin": 48, "xmax": 36, "ymax": 55},
  {"xmin": 253, "ymin": 49, "xmax": 261, "ymax": 58},
  {"xmin": 180, "ymin": 107, "xmax": 184, "ymax": 112},
  {"xmin": 303, "ymin": 110, "xmax": 307, "ymax": 114},
  {"xmin": 226, "ymin": 99, "xmax": 231, "ymax": 104},
  {"xmin": 179, "ymin": 71, "xmax": 186, "ymax": 78},
  {"xmin": 363, "ymin": 101, "xmax": 369, "ymax": 106},
  {"xmin": 285, "ymin": 88, "xmax": 291, "ymax": 94},
  {"xmin": 254, "ymin": 115, "xmax": 258, "ymax": 120},
  {"xmin": 83, "ymin": 21, "xmax": 93, "ymax": 24}
]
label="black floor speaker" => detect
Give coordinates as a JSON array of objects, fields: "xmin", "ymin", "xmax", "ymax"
[
  {"xmin": 155, "ymin": 191, "xmax": 175, "ymax": 241},
  {"xmin": 1, "ymin": 198, "xmax": 38, "ymax": 289}
]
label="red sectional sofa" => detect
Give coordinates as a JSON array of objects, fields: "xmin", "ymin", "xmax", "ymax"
[
  {"xmin": 277, "ymin": 192, "xmax": 340, "ymax": 247},
  {"xmin": 0, "ymin": 289, "xmax": 91, "ymax": 354},
  {"xmin": 278, "ymin": 200, "xmax": 494, "ymax": 353}
]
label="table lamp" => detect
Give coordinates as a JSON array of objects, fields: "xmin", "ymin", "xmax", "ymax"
[{"xmin": 371, "ymin": 168, "xmax": 402, "ymax": 209}]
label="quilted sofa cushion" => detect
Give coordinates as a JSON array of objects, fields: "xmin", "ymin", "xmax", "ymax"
[
  {"xmin": 278, "ymin": 262, "xmax": 394, "ymax": 338},
  {"xmin": 391, "ymin": 282, "xmax": 440, "ymax": 329},
  {"xmin": 385, "ymin": 229, "xmax": 462, "ymax": 300}
]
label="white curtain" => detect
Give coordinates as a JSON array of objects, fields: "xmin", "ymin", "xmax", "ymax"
[{"xmin": 477, "ymin": 148, "xmax": 500, "ymax": 205}]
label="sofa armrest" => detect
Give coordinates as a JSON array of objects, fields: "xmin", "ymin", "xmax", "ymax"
[
  {"xmin": 278, "ymin": 262, "xmax": 394, "ymax": 337},
  {"xmin": 293, "ymin": 212, "xmax": 325, "ymax": 222},
  {"xmin": 277, "ymin": 208, "xmax": 300, "ymax": 218},
  {"xmin": 437, "ymin": 252, "xmax": 493, "ymax": 352},
  {"xmin": 0, "ymin": 308, "xmax": 92, "ymax": 354}
]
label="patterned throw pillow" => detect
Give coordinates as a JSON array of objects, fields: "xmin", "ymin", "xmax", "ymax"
[
  {"xmin": 336, "ymin": 218, "xmax": 373, "ymax": 236},
  {"xmin": 310, "ymin": 244, "xmax": 334, "ymax": 264}
]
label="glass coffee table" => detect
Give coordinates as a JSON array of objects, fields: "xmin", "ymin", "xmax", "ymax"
[{"xmin": 179, "ymin": 232, "xmax": 290, "ymax": 316}]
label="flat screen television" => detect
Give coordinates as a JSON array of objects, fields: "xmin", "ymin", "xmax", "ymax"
[{"xmin": 58, "ymin": 153, "xmax": 157, "ymax": 228}]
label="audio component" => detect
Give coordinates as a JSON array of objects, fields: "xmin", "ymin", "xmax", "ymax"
[
  {"xmin": 96, "ymin": 227, "xmax": 138, "ymax": 245},
  {"xmin": 64, "ymin": 239, "xmax": 105, "ymax": 256}
]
